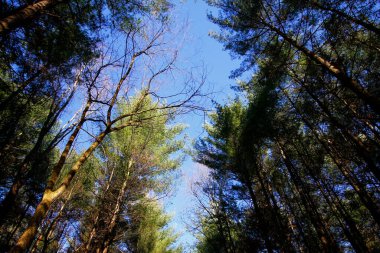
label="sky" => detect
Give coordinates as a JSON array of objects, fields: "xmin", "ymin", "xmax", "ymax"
[
  {"xmin": 53, "ymin": 0, "xmax": 240, "ymax": 250},
  {"xmin": 163, "ymin": 0, "xmax": 240, "ymax": 250}
]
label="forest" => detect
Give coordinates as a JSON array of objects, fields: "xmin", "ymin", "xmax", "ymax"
[{"xmin": 0, "ymin": 0, "xmax": 379, "ymax": 252}]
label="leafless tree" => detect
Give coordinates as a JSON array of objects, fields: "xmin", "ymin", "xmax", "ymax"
[{"xmin": 10, "ymin": 16, "xmax": 205, "ymax": 253}]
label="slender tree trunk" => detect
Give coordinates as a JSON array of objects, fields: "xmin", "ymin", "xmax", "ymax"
[
  {"xmin": 311, "ymin": 1, "xmax": 380, "ymax": 35},
  {"xmin": 215, "ymin": 213, "xmax": 230, "ymax": 253},
  {"xmin": 0, "ymin": 69, "xmax": 43, "ymax": 111},
  {"xmin": 304, "ymin": 79, "xmax": 380, "ymax": 178},
  {"xmin": 277, "ymin": 143, "xmax": 341, "ymax": 252},
  {"xmin": 281, "ymin": 88, "xmax": 380, "ymax": 226},
  {"xmin": 0, "ymin": 104, "xmax": 26, "ymax": 153},
  {"xmin": 10, "ymin": 130, "xmax": 108, "ymax": 253},
  {"xmin": 291, "ymin": 139, "xmax": 370, "ymax": 252},
  {"xmin": 244, "ymin": 179, "xmax": 274, "ymax": 253},
  {"xmin": 255, "ymin": 165, "xmax": 295, "ymax": 252},
  {"xmin": 318, "ymin": 178, "xmax": 369, "ymax": 252},
  {"xmin": 278, "ymin": 184, "xmax": 309, "ymax": 252},
  {"xmin": 293, "ymin": 141, "xmax": 369, "ymax": 252},
  {"xmin": 84, "ymin": 166, "xmax": 117, "ymax": 252},
  {"xmin": 40, "ymin": 187, "xmax": 74, "ymax": 253},
  {"xmin": 1, "ymin": 131, "xmax": 50, "ymax": 224},
  {"xmin": 262, "ymin": 20, "xmax": 380, "ymax": 114},
  {"xmin": 83, "ymin": 214, "xmax": 99, "ymax": 252},
  {"xmin": 0, "ymin": 0, "xmax": 65, "ymax": 34},
  {"xmin": 331, "ymin": 90, "xmax": 380, "ymax": 142},
  {"xmin": 96, "ymin": 162, "xmax": 132, "ymax": 253},
  {"xmin": 299, "ymin": 80, "xmax": 380, "ymax": 181},
  {"xmin": 0, "ymin": 79, "xmax": 78, "ymax": 222},
  {"xmin": 0, "ymin": 203, "xmax": 30, "ymax": 251},
  {"xmin": 289, "ymin": 70, "xmax": 380, "ymax": 145},
  {"xmin": 97, "ymin": 179, "xmax": 128, "ymax": 253},
  {"xmin": 0, "ymin": 170, "xmax": 24, "ymax": 221},
  {"xmin": 266, "ymin": 179, "xmax": 296, "ymax": 252}
]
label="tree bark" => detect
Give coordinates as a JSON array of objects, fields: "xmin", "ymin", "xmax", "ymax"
[
  {"xmin": 244, "ymin": 179, "xmax": 274, "ymax": 253},
  {"xmin": 277, "ymin": 143, "xmax": 341, "ymax": 252},
  {"xmin": 94, "ymin": 162, "xmax": 132, "ymax": 253},
  {"xmin": 0, "ymin": 0, "xmax": 64, "ymax": 34},
  {"xmin": 0, "ymin": 106, "xmax": 59, "ymax": 224},
  {"xmin": 0, "ymin": 69, "xmax": 42, "ymax": 111},
  {"xmin": 311, "ymin": 1, "xmax": 380, "ymax": 35},
  {"xmin": 281, "ymin": 88, "xmax": 380, "ymax": 226},
  {"xmin": 296, "ymin": 76, "xmax": 380, "ymax": 181},
  {"xmin": 262, "ymin": 20, "xmax": 380, "ymax": 115},
  {"xmin": 291, "ymin": 140, "xmax": 370, "ymax": 252},
  {"xmin": 10, "ymin": 130, "xmax": 108, "ymax": 253},
  {"xmin": 0, "ymin": 76, "xmax": 78, "ymax": 222},
  {"xmin": 255, "ymin": 164, "xmax": 295, "ymax": 252}
]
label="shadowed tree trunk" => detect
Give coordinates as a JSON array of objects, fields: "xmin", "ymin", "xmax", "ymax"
[
  {"xmin": 277, "ymin": 142, "xmax": 341, "ymax": 252},
  {"xmin": 281, "ymin": 88, "xmax": 380, "ymax": 226},
  {"xmin": 0, "ymin": 87, "xmax": 76, "ymax": 224},
  {"xmin": 291, "ymin": 139, "xmax": 370, "ymax": 252},
  {"xmin": 243, "ymin": 179, "xmax": 274, "ymax": 253}
]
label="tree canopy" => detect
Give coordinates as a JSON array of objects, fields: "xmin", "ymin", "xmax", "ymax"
[
  {"xmin": 194, "ymin": 0, "xmax": 380, "ymax": 252},
  {"xmin": 0, "ymin": 0, "xmax": 379, "ymax": 252}
]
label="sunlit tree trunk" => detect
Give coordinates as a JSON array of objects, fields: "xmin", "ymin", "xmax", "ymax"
[
  {"xmin": 310, "ymin": 1, "xmax": 380, "ymax": 35},
  {"xmin": 10, "ymin": 131, "xmax": 108, "ymax": 253},
  {"xmin": 261, "ymin": 20, "xmax": 380, "ymax": 114},
  {"xmin": 0, "ymin": 0, "xmax": 64, "ymax": 34}
]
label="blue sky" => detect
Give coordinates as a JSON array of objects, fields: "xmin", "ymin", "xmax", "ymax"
[
  {"xmin": 164, "ymin": 0, "xmax": 240, "ymax": 250},
  {"xmin": 56, "ymin": 0, "xmax": 240, "ymax": 250}
]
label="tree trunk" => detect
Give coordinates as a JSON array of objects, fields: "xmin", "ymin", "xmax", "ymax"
[
  {"xmin": 319, "ymin": 178, "xmax": 369, "ymax": 252},
  {"xmin": 262, "ymin": 20, "xmax": 380, "ymax": 114},
  {"xmin": 96, "ymin": 162, "xmax": 132, "ymax": 253},
  {"xmin": 244, "ymin": 179, "xmax": 274, "ymax": 253},
  {"xmin": 40, "ymin": 187, "xmax": 74, "ymax": 253},
  {"xmin": 0, "ymin": 0, "xmax": 64, "ymax": 34},
  {"xmin": 0, "ymin": 69, "xmax": 42, "ymax": 111},
  {"xmin": 311, "ymin": 1, "xmax": 380, "ymax": 35},
  {"xmin": 277, "ymin": 143, "xmax": 341, "ymax": 252},
  {"xmin": 291, "ymin": 139, "xmax": 370, "ymax": 252},
  {"xmin": 298, "ymin": 78, "xmax": 380, "ymax": 181},
  {"xmin": 84, "ymin": 166, "xmax": 116, "ymax": 252},
  {"xmin": 0, "ymin": 81, "xmax": 78, "ymax": 222},
  {"xmin": 278, "ymin": 184, "xmax": 310, "ymax": 251},
  {"xmin": 10, "ymin": 130, "xmax": 108, "ymax": 253},
  {"xmin": 255, "ymin": 165, "xmax": 295, "ymax": 252},
  {"xmin": 281, "ymin": 88, "xmax": 380, "ymax": 226},
  {"xmin": 97, "ymin": 179, "xmax": 128, "ymax": 253}
]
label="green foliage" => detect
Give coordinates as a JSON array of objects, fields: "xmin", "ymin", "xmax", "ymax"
[
  {"xmin": 0, "ymin": 1, "xmax": 176, "ymax": 250},
  {"xmin": 195, "ymin": 1, "xmax": 380, "ymax": 251},
  {"xmin": 63, "ymin": 93, "xmax": 186, "ymax": 252},
  {"xmin": 135, "ymin": 199, "xmax": 182, "ymax": 253}
]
